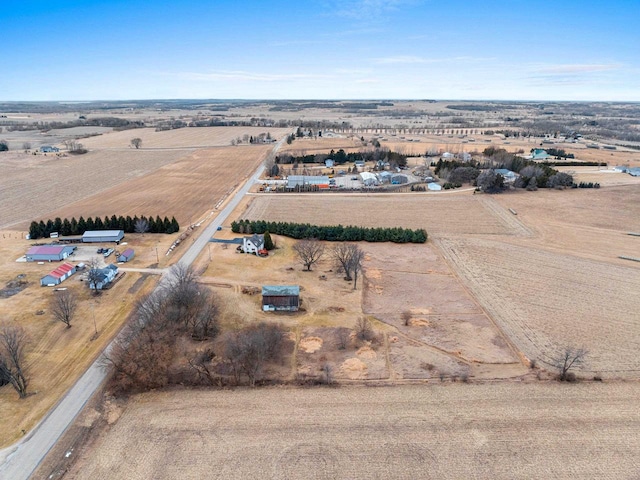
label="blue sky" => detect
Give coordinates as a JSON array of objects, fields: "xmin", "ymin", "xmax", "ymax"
[{"xmin": 1, "ymin": 0, "xmax": 638, "ymax": 101}]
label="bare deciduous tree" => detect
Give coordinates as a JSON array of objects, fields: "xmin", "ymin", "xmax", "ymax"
[
  {"xmin": 293, "ymin": 239, "xmax": 325, "ymax": 271},
  {"xmin": 355, "ymin": 317, "xmax": 373, "ymax": 342},
  {"xmin": 223, "ymin": 323, "xmax": 284, "ymax": 386},
  {"xmin": 0, "ymin": 324, "xmax": 29, "ymax": 398},
  {"xmin": 332, "ymin": 243, "xmax": 358, "ymax": 281},
  {"xmin": 87, "ymin": 257, "xmax": 103, "ymax": 293},
  {"xmin": 188, "ymin": 349, "xmax": 218, "ymax": 386},
  {"xmin": 51, "ymin": 289, "xmax": 77, "ymax": 328},
  {"xmin": 347, "ymin": 246, "xmax": 365, "ymax": 290},
  {"xmin": 131, "ymin": 137, "xmax": 142, "ymax": 149},
  {"xmin": 321, "ymin": 363, "xmax": 333, "ymax": 385},
  {"xmin": 22, "ymin": 142, "xmax": 31, "ymax": 152},
  {"xmin": 552, "ymin": 346, "xmax": 588, "ymax": 382},
  {"xmin": 335, "ymin": 328, "xmax": 350, "ymax": 350},
  {"xmin": 134, "ymin": 217, "xmax": 149, "ymax": 234}
]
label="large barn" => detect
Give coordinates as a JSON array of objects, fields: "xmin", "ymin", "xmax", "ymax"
[
  {"xmin": 26, "ymin": 245, "xmax": 75, "ymax": 262},
  {"xmin": 40, "ymin": 263, "xmax": 76, "ymax": 287},
  {"xmin": 262, "ymin": 285, "xmax": 300, "ymax": 312},
  {"xmin": 82, "ymin": 230, "xmax": 124, "ymax": 243}
]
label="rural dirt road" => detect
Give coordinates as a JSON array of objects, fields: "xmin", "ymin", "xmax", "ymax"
[{"xmin": 0, "ymin": 135, "xmax": 288, "ymax": 480}]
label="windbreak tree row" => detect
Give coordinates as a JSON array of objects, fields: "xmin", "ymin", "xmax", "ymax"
[
  {"xmin": 28, "ymin": 214, "xmax": 179, "ymax": 239},
  {"xmin": 231, "ymin": 220, "xmax": 427, "ymax": 243}
]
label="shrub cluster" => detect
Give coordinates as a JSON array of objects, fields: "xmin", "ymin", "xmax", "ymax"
[
  {"xmin": 574, "ymin": 182, "xmax": 601, "ymax": 189},
  {"xmin": 28, "ymin": 214, "xmax": 179, "ymax": 239},
  {"xmin": 231, "ymin": 220, "xmax": 427, "ymax": 243}
]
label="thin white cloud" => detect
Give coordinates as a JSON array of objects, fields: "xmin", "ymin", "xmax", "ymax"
[
  {"xmin": 172, "ymin": 70, "xmax": 330, "ymax": 82},
  {"xmin": 374, "ymin": 55, "xmax": 495, "ymax": 65},
  {"xmin": 323, "ymin": 0, "xmax": 422, "ymax": 21},
  {"xmin": 374, "ymin": 55, "xmax": 435, "ymax": 64},
  {"xmin": 355, "ymin": 78, "xmax": 380, "ymax": 84},
  {"xmin": 535, "ymin": 63, "xmax": 622, "ymax": 74}
]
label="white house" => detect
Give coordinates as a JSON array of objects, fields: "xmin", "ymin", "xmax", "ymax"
[
  {"xmin": 89, "ymin": 264, "xmax": 118, "ymax": 290},
  {"xmin": 325, "ymin": 159, "xmax": 334, "ymax": 168},
  {"xmin": 242, "ymin": 234, "xmax": 265, "ymax": 254}
]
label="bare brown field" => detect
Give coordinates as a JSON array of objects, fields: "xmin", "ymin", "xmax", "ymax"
[
  {"xmin": 362, "ymin": 243, "xmax": 519, "ymax": 367},
  {"xmin": 438, "ymin": 237, "xmax": 640, "ymax": 378},
  {"xmin": 63, "ymin": 383, "xmax": 640, "ymax": 480},
  {"xmin": 81, "ymin": 126, "xmax": 291, "ymax": 149},
  {"xmin": 0, "ymin": 149, "xmax": 191, "ymax": 229},
  {"xmin": 561, "ymin": 167, "xmax": 640, "ymax": 187},
  {"xmin": 30, "ymin": 145, "xmax": 272, "ymax": 230},
  {"xmin": 495, "ymin": 186, "xmax": 640, "ymax": 234},
  {"xmin": 242, "ymin": 193, "xmax": 530, "ymax": 237}
]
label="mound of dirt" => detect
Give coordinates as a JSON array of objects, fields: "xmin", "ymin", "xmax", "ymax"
[
  {"xmin": 409, "ymin": 318, "xmax": 430, "ymax": 327},
  {"xmin": 299, "ymin": 336, "xmax": 323, "ymax": 353},
  {"xmin": 339, "ymin": 358, "xmax": 368, "ymax": 379},
  {"xmin": 356, "ymin": 345, "xmax": 377, "ymax": 359}
]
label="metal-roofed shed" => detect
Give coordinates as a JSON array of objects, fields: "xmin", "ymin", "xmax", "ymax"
[
  {"xmin": 82, "ymin": 230, "xmax": 124, "ymax": 243},
  {"xmin": 26, "ymin": 245, "xmax": 75, "ymax": 262}
]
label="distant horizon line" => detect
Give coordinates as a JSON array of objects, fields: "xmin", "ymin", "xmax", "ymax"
[{"xmin": 1, "ymin": 98, "xmax": 639, "ymax": 104}]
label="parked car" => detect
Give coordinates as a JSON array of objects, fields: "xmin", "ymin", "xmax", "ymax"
[
  {"xmin": 97, "ymin": 248, "xmax": 104, "ymax": 254},
  {"xmin": 103, "ymin": 248, "xmax": 114, "ymax": 258}
]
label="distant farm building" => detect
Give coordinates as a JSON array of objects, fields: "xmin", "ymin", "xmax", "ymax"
[
  {"xmin": 241, "ymin": 234, "xmax": 266, "ymax": 255},
  {"xmin": 26, "ymin": 245, "xmax": 75, "ymax": 262},
  {"xmin": 613, "ymin": 166, "xmax": 629, "ymax": 173},
  {"xmin": 40, "ymin": 146, "xmax": 59, "ymax": 153},
  {"xmin": 428, "ymin": 183, "xmax": 442, "ymax": 191},
  {"xmin": 359, "ymin": 171, "xmax": 378, "ymax": 186},
  {"xmin": 82, "ymin": 230, "xmax": 124, "ymax": 243},
  {"xmin": 40, "ymin": 263, "xmax": 76, "ymax": 287},
  {"xmin": 262, "ymin": 285, "xmax": 300, "ymax": 312},
  {"xmin": 629, "ymin": 168, "xmax": 640, "ymax": 177},
  {"xmin": 287, "ymin": 175, "xmax": 330, "ymax": 189},
  {"xmin": 354, "ymin": 160, "xmax": 365, "ymax": 171},
  {"xmin": 391, "ymin": 174, "xmax": 409, "ymax": 185},
  {"xmin": 530, "ymin": 149, "xmax": 550, "ymax": 160},
  {"xmin": 117, "ymin": 248, "xmax": 135, "ymax": 262},
  {"xmin": 89, "ymin": 264, "xmax": 118, "ymax": 290},
  {"xmin": 379, "ymin": 171, "xmax": 393, "ymax": 183},
  {"xmin": 442, "ymin": 152, "xmax": 455, "ymax": 159},
  {"xmin": 325, "ymin": 159, "xmax": 335, "ymax": 168},
  {"xmin": 495, "ymin": 168, "xmax": 518, "ymax": 184}
]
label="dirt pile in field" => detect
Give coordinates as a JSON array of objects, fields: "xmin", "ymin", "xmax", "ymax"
[{"xmin": 299, "ymin": 336, "xmax": 323, "ymax": 353}]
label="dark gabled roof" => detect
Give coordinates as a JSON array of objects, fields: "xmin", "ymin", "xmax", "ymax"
[{"xmin": 262, "ymin": 285, "xmax": 300, "ymax": 297}]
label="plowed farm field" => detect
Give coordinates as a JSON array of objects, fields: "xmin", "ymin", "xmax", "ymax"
[
  {"xmin": 81, "ymin": 126, "xmax": 291, "ymax": 149},
  {"xmin": 437, "ymin": 237, "xmax": 640, "ymax": 378},
  {"xmin": 15, "ymin": 145, "xmax": 273, "ymax": 229},
  {"xmin": 0, "ymin": 149, "xmax": 190, "ymax": 229},
  {"xmin": 242, "ymin": 193, "xmax": 530, "ymax": 237},
  {"xmin": 63, "ymin": 383, "xmax": 640, "ymax": 480}
]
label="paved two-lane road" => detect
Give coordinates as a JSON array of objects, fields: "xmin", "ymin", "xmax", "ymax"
[{"xmin": 0, "ymin": 135, "xmax": 288, "ymax": 480}]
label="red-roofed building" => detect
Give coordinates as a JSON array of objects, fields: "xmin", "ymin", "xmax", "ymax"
[
  {"xmin": 40, "ymin": 263, "xmax": 77, "ymax": 287},
  {"xmin": 26, "ymin": 245, "xmax": 75, "ymax": 262}
]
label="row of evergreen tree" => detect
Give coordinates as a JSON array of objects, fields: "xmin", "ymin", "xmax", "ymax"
[
  {"xmin": 29, "ymin": 215, "xmax": 179, "ymax": 239},
  {"xmin": 231, "ymin": 219, "xmax": 427, "ymax": 244}
]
